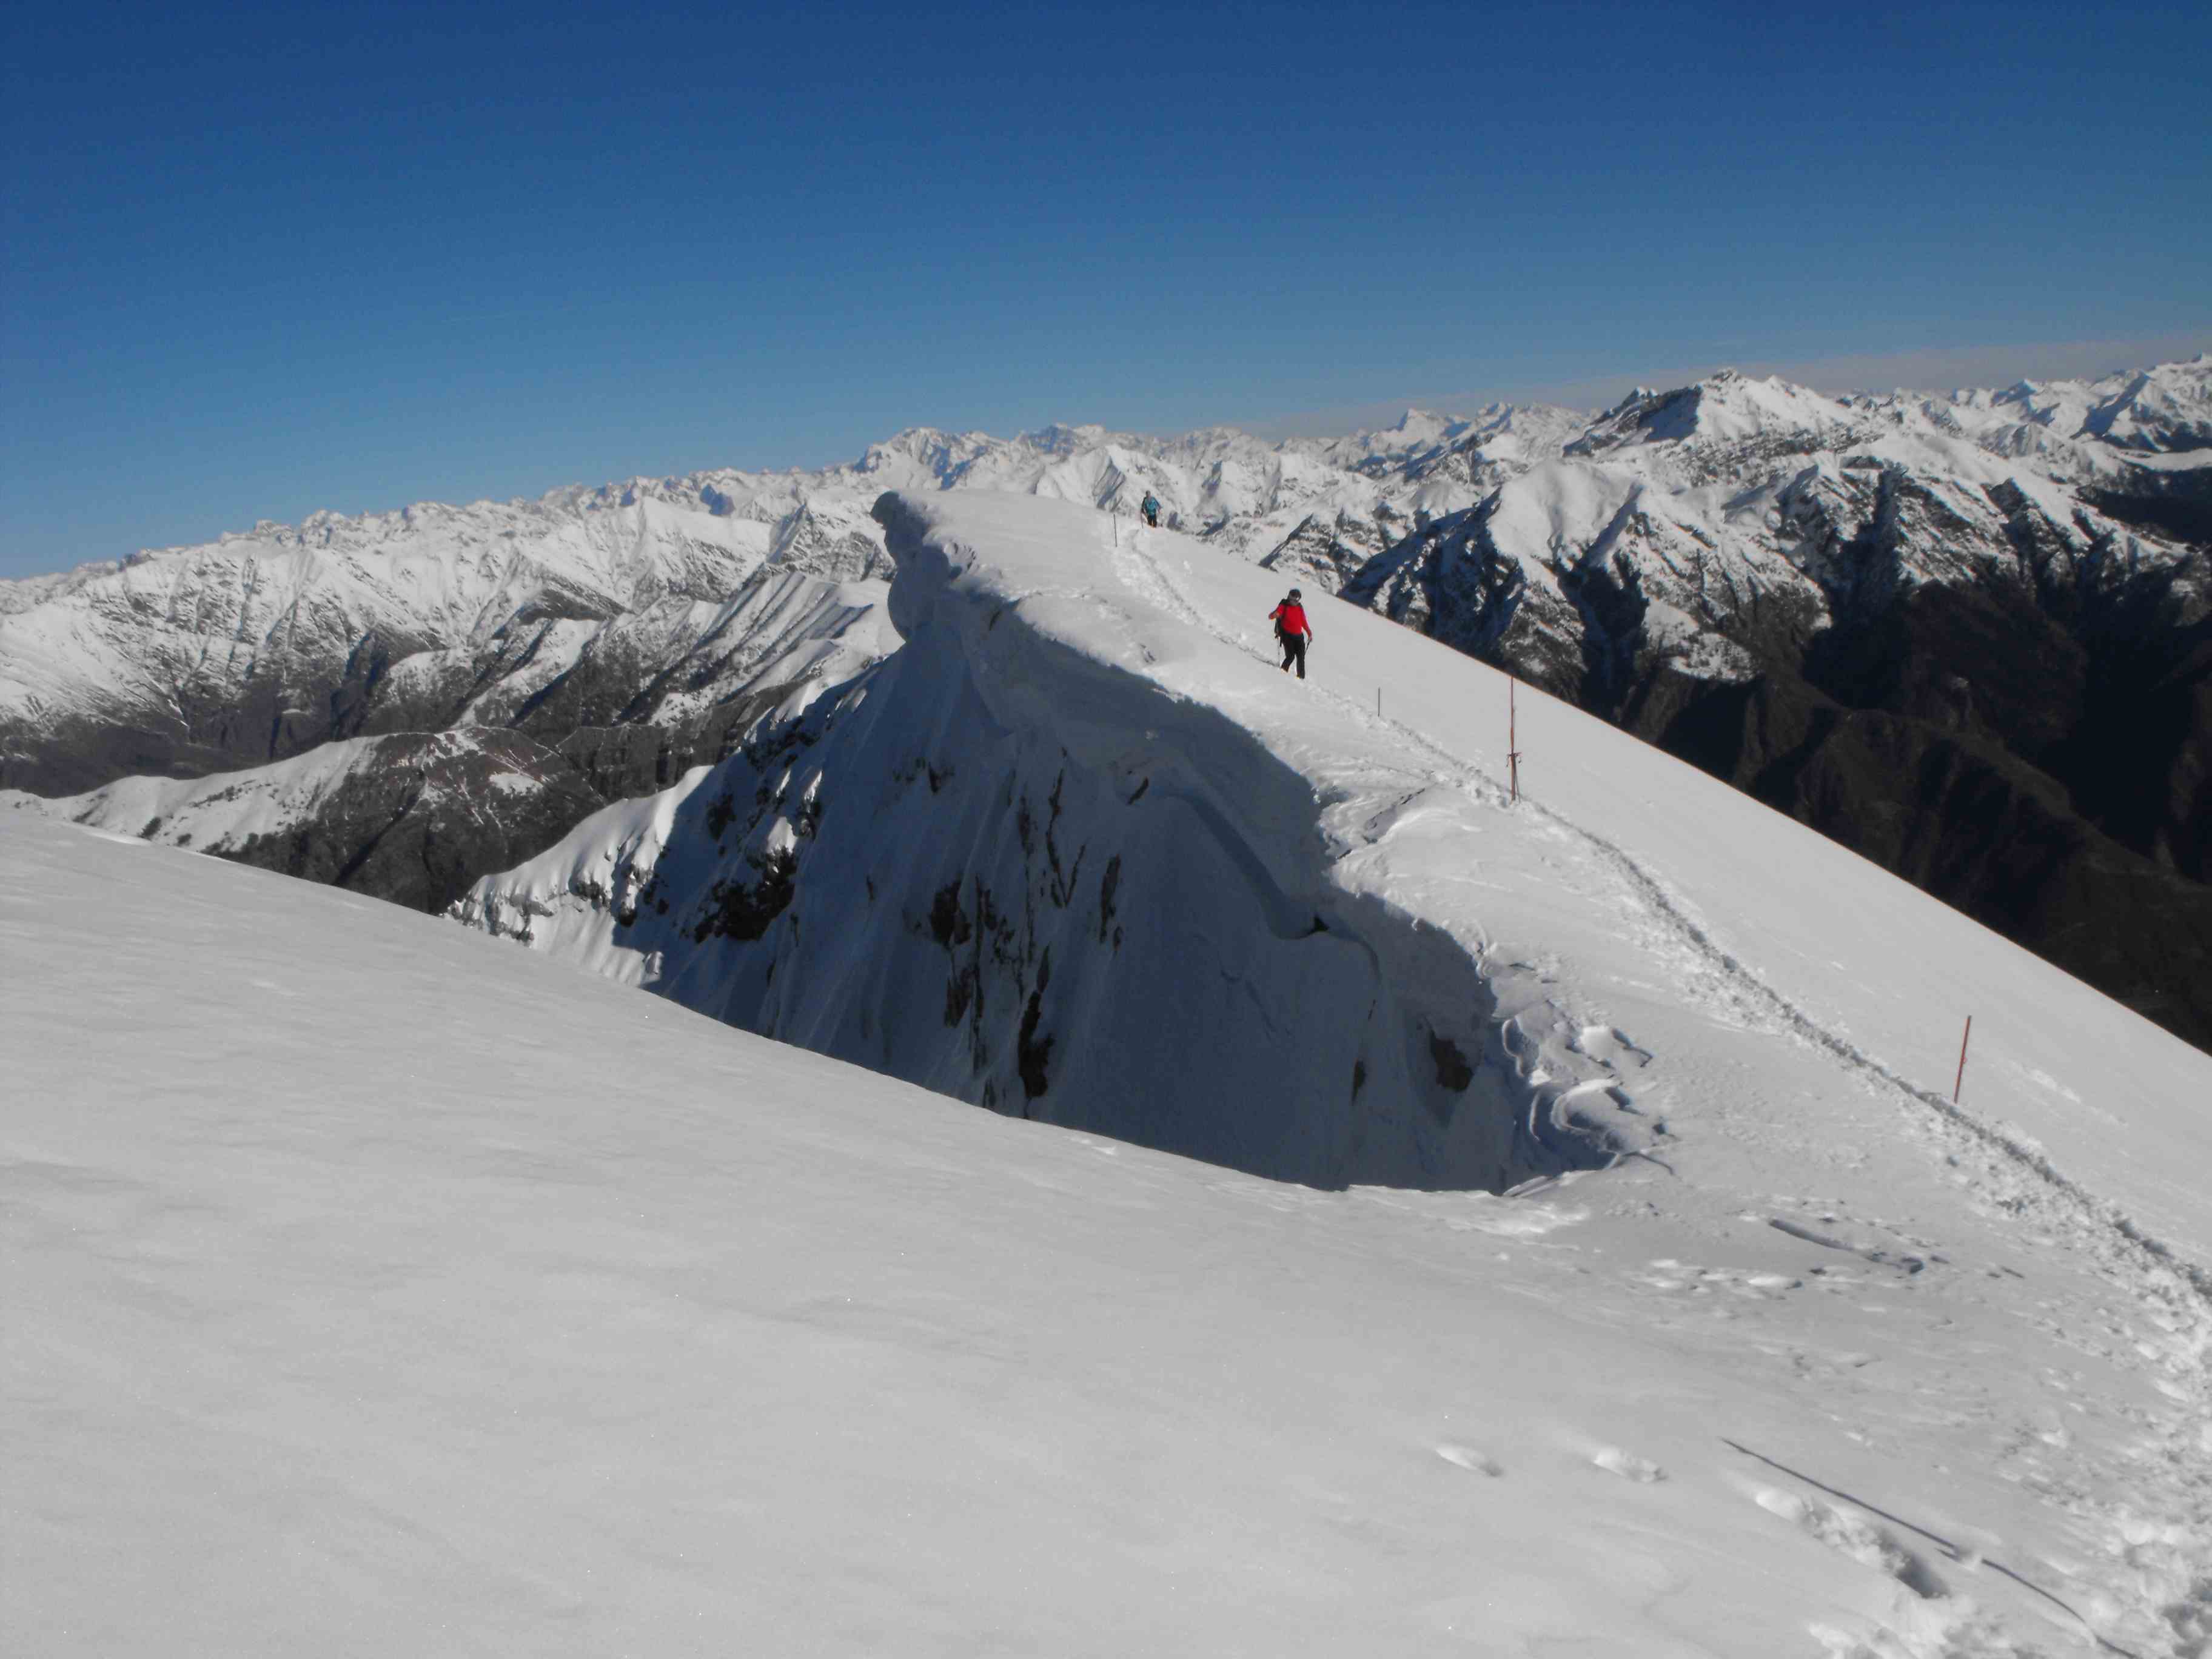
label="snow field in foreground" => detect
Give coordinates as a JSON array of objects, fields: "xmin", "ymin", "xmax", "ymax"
[{"xmin": 7, "ymin": 804, "xmax": 2211, "ymax": 1654}]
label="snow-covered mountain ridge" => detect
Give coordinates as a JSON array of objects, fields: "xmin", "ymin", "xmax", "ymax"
[
  {"xmin": 5, "ymin": 356, "xmax": 2200, "ymax": 769},
  {"xmin": 6, "ymin": 357, "xmax": 2199, "ymax": 762},
  {"xmin": 7, "ymin": 352, "xmax": 2208, "ymax": 1046},
  {"xmin": 435, "ymin": 489, "xmax": 2212, "ymax": 1652},
  {"xmin": 458, "ymin": 494, "xmax": 1658, "ymax": 1187},
  {"xmin": 458, "ymin": 489, "xmax": 2209, "ymax": 1233}
]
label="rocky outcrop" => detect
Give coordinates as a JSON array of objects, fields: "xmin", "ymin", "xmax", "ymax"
[{"xmin": 6, "ymin": 729, "xmax": 608, "ymax": 914}]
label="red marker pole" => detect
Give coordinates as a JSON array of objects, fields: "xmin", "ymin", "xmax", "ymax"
[{"xmin": 1953, "ymin": 1015, "xmax": 1972, "ymax": 1104}]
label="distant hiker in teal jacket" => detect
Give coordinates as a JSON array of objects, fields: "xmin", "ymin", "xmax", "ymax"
[{"xmin": 1140, "ymin": 492, "xmax": 1161, "ymax": 529}]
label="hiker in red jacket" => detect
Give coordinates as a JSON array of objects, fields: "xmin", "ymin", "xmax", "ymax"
[{"xmin": 1270, "ymin": 589, "xmax": 1313, "ymax": 680}]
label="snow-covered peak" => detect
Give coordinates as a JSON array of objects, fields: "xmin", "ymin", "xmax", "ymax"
[
  {"xmin": 2076, "ymin": 353, "xmax": 2212, "ymax": 451},
  {"xmin": 1569, "ymin": 369, "xmax": 1861, "ymax": 456},
  {"xmin": 1381, "ymin": 406, "xmax": 1469, "ymax": 447},
  {"xmin": 849, "ymin": 426, "xmax": 1001, "ymax": 484},
  {"xmin": 1296, "ymin": 407, "xmax": 1470, "ymax": 472},
  {"xmin": 0, "ymin": 557, "xmax": 129, "ymax": 617},
  {"xmin": 1450, "ymin": 401, "xmax": 1592, "ymax": 466},
  {"xmin": 1901, "ymin": 353, "xmax": 2212, "ymax": 461}
]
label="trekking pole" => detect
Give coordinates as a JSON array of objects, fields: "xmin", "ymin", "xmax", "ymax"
[
  {"xmin": 1952, "ymin": 1015, "xmax": 1972, "ymax": 1104},
  {"xmin": 1507, "ymin": 675, "xmax": 1523, "ymax": 804}
]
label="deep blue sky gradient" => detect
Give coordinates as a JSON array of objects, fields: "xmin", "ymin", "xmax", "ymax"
[{"xmin": 4, "ymin": 0, "xmax": 2208, "ymax": 577}]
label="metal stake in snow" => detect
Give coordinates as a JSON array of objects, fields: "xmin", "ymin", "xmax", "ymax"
[
  {"xmin": 1507, "ymin": 675, "xmax": 1523, "ymax": 805},
  {"xmin": 1953, "ymin": 1015, "xmax": 1973, "ymax": 1104}
]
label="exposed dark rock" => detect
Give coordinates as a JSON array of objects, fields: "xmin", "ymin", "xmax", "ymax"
[
  {"xmin": 1429, "ymin": 1031, "xmax": 1474, "ymax": 1092},
  {"xmin": 213, "ymin": 732, "xmax": 607, "ymax": 913},
  {"xmin": 2085, "ymin": 464, "xmax": 2212, "ymax": 546},
  {"xmin": 691, "ymin": 848, "xmax": 798, "ymax": 943}
]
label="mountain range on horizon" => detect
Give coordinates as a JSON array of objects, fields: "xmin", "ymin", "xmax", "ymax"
[{"xmin": 4, "ymin": 350, "xmax": 2208, "ymax": 1051}]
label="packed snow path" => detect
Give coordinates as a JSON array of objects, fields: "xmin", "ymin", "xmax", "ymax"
[{"xmin": 8, "ymin": 811, "xmax": 2212, "ymax": 1656}]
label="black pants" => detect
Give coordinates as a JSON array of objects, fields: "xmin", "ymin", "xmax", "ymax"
[
  {"xmin": 1143, "ymin": 509, "xmax": 1158, "ymax": 527},
  {"xmin": 1279, "ymin": 632, "xmax": 1307, "ymax": 679}
]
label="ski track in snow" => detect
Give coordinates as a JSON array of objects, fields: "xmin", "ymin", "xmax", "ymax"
[{"xmin": 1118, "ymin": 521, "xmax": 2212, "ymax": 1403}]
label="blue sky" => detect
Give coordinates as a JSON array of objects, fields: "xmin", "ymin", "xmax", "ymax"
[{"xmin": 3, "ymin": 0, "xmax": 2206, "ymax": 578}]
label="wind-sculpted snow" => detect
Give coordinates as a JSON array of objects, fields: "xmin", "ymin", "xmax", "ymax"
[{"xmin": 456, "ymin": 494, "xmax": 1659, "ymax": 1188}]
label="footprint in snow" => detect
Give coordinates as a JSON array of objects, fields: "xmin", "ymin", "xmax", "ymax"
[
  {"xmin": 1436, "ymin": 1444, "xmax": 1503, "ymax": 1476},
  {"xmin": 1751, "ymin": 1487, "xmax": 1946, "ymax": 1599},
  {"xmin": 1591, "ymin": 1447, "xmax": 1667, "ymax": 1483},
  {"xmin": 1570, "ymin": 1024, "xmax": 1654, "ymax": 1068}
]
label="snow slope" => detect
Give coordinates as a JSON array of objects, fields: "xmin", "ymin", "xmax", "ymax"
[
  {"xmin": 8, "ymin": 806, "xmax": 2212, "ymax": 1657},
  {"xmin": 467, "ymin": 491, "xmax": 2212, "ymax": 1233},
  {"xmin": 441, "ymin": 492, "xmax": 2212, "ymax": 1649}
]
